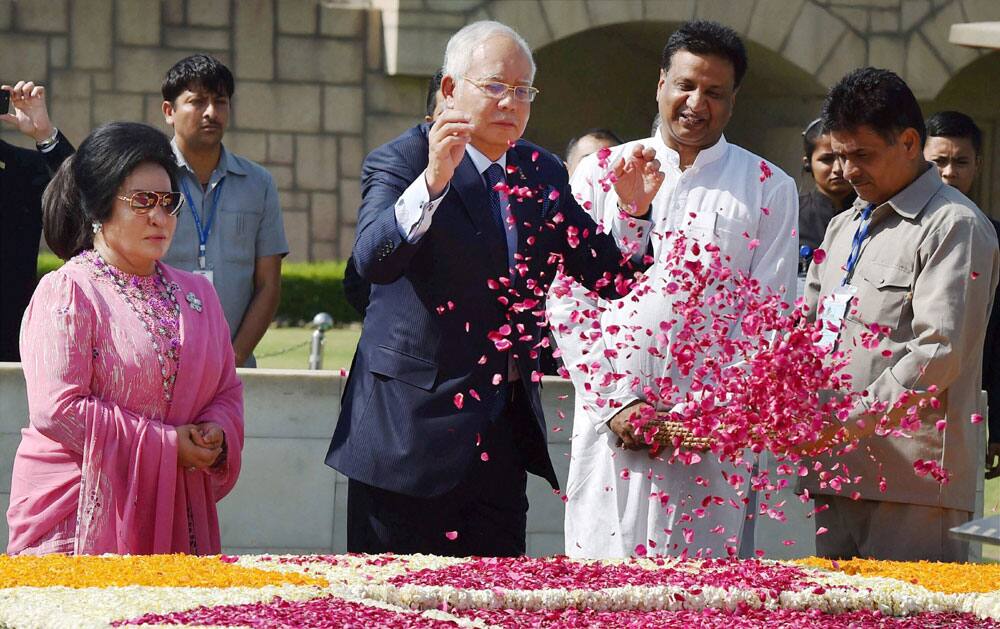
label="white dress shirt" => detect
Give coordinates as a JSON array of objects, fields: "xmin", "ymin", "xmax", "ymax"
[{"xmin": 548, "ymin": 132, "xmax": 799, "ymax": 559}]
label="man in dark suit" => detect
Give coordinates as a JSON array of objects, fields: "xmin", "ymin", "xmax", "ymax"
[
  {"xmin": 0, "ymin": 81, "xmax": 74, "ymax": 362},
  {"xmin": 326, "ymin": 20, "xmax": 664, "ymax": 557}
]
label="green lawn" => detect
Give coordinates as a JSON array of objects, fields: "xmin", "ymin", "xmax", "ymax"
[
  {"xmin": 985, "ymin": 477, "xmax": 999, "ymax": 561},
  {"xmin": 254, "ymin": 325, "xmax": 361, "ymax": 370}
]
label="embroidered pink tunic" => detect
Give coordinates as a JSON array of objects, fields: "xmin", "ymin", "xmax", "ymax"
[{"xmin": 7, "ymin": 251, "xmax": 244, "ymax": 555}]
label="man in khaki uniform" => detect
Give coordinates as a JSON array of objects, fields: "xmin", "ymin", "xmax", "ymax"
[{"xmin": 802, "ymin": 67, "xmax": 999, "ymax": 562}]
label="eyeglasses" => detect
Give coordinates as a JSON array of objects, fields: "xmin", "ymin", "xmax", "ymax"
[
  {"xmin": 116, "ymin": 191, "xmax": 185, "ymax": 217},
  {"xmin": 463, "ymin": 77, "xmax": 539, "ymax": 103}
]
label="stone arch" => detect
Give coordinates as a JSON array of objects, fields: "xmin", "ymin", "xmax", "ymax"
[
  {"xmin": 389, "ymin": 1, "xmax": 851, "ymax": 91},
  {"xmin": 385, "ymin": 0, "xmax": 997, "ymax": 101},
  {"xmin": 524, "ymin": 19, "xmax": 828, "ymax": 180}
]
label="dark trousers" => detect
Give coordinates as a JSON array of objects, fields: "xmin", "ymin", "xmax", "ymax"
[{"xmin": 347, "ymin": 383, "xmax": 533, "ymax": 557}]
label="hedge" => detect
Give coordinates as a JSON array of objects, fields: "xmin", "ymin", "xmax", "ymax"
[{"xmin": 37, "ymin": 253, "xmax": 360, "ymax": 326}]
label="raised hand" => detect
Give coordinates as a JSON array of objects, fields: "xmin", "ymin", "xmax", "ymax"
[
  {"xmin": 1, "ymin": 81, "xmax": 55, "ymax": 143},
  {"xmin": 425, "ymin": 109, "xmax": 473, "ymax": 199},
  {"xmin": 611, "ymin": 144, "xmax": 665, "ymax": 217}
]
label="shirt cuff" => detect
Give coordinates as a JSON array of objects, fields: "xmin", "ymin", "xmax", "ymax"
[
  {"xmin": 609, "ymin": 193, "xmax": 653, "ymax": 260},
  {"xmin": 588, "ymin": 387, "xmax": 640, "ymax": 434},
  {"xmin": 395, "ymin": 169, "xmax": 449, "ymax": 244},
  {"xmin": 38, "ymin": 139, "xmax": 60, "ymax": 154}
]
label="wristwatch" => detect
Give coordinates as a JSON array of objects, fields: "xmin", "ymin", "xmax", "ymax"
[{"xmin": 36, "ymin": 127, "xmax": 59, "ymax": 151}]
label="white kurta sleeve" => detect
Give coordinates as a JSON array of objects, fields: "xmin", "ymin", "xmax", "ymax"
[
  {"xmin": 548, "ymin": 153, "xmax": 643, "ymax": 432},
  {"xmin": 749, "ymin": 173, "xmax": 799, "ymax": 298}
]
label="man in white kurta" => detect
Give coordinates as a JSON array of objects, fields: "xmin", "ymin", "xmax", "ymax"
[{"xmin": 548, "ymin": 21, "xmax": 798, "ymax": 559}]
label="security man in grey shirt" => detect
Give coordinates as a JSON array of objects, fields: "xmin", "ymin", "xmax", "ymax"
[{"xmin": 160, "ymin": 55, "xmax": 288, "ymax": 368}]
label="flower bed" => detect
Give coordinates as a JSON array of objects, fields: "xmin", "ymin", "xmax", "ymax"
[{"xmin": 0, "ymin": 553, "xmax": 998, "ymax": 628}]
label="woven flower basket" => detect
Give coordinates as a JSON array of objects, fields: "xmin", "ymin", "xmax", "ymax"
[{"xmin": 648, "ymin": 413, "xmax": 714, "ymax": 450}]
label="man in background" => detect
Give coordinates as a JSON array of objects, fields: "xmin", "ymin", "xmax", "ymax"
[
  {"xmin": 0, "ymin": 81, "xmax": 74, "ymax": 362},
  {"xmin": 161, "ymin": 55, "xmax": 288, "ymax": 367},
  {"xmin": 564, "ymin": 128, "xmax": 622, "ymax": 176},
  {"xmin": 923, "ymin": 110, "xmax": 1000, "ymax": 480}
]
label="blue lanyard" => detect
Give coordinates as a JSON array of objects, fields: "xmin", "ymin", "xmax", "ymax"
[
  {"xmin": 842, "ymin": 203, "xmax": 875, "ymax": 286},
  {"xmin": 180, "ymin": 177, "xmax": 225, "ymax": 269}
]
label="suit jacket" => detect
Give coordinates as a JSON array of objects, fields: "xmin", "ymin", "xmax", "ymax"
[
  {"xmin": 0, "ymin": 133, "xmax": 74, "ymax": 362},
  {"xmin": 326, "ymin": 123, "xmax": 645, "ymax": 497}
]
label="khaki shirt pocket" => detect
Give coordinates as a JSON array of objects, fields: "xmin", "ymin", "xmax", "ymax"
[{"xmin": 847, "ymin": 263, "xmax": 914, "ymax": 332}]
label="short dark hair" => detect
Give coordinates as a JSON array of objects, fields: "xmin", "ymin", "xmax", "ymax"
[
  {"xmin": 565, "ymin": 128, "xmax": 624, "ymax": 161},
  {"xmin": 926, "ymin": 110, "xmax": 982, "ymax": 156},
  {"xmin": 802, "ymin": 117, "xmax": 825, "ymax": 159},
  {"xmin": 821, "ymin": 67, "xmax": 925, "ymax": 145},
  {"xmin": 43, "ymin": 122, "xmax": 179, "ymax": 260},
  {"xmin": 162, "ymin": 54, "xmax": 235, "ymax": 103},
  {"xmin": 661, "ymin": 20, "xmax": 748, "ymax": 88},
  {"xmin": 425, "ymin": 69, "xmax": 443, "ymax": 119}
]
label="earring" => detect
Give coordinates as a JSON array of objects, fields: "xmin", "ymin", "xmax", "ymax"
[{"xmin": 91, "ymin": 221, "xmax": 102, "ymax": 234}]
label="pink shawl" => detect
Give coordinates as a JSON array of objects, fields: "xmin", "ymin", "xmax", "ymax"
[{"xmin": 7, "ymin": 259, "xmax": 243, "ymax": 555}]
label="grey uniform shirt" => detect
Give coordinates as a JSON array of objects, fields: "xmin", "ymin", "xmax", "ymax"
[
  {"xmin": 801, "ymin": 165, "xmax": 999, "ymax": 512},
  {"xmin": 163, "ymin": 141, "xmax": 289, "ymax": 355}
]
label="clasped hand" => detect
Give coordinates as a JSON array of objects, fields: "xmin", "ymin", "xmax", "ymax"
[{"xmin": 176, "ymin": 422, "xmax": 225, "ymax": 471}]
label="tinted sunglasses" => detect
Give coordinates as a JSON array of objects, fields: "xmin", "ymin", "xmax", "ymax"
[{"xmin": 116, "ymin": 191, "xmax": 185, "ymax": 217}]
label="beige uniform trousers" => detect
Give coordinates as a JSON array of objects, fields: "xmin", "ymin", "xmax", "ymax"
[{"xmin": 814, "ymin": 495, "xmax": 971, "ymax": 562}]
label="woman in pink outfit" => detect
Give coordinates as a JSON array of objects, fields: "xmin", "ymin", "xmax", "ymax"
[{"xmin": 7, "ymin": 122, "xmax": 243, "ymax": 555}]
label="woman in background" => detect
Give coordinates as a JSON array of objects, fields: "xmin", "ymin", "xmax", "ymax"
[{"xmin": 7, "ymin": 121, "xmax": 243, "ymax": 555}]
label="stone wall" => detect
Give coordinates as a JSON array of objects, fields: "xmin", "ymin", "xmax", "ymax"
[
  {"xmin": 0, "ymin": 363, "xmax": 987, "ymax": 558},
  {"xmin": 3, "ymin": 0, "xmax": 999, "ymax": 263},
  {"xmin": 0, "ymin": 0, "xmax": 416, "ymax": 263}
]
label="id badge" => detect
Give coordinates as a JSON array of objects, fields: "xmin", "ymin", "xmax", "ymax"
[
  {"xmin": 816, "ymin": 284, "xmax": 857, "ymax": 350},
  {"xmin": 194, "ymin": 269, "xmax": 214, "ymax": 285}
]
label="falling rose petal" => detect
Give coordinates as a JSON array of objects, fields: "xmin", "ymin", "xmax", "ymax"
[
  {"xmin": 881, "ymin": 349, "xmax": 892, "ymax": 357},
  {"xmin": 469, "ymin": 389, "xmax": 481, "ymax": 401},
  {"xmin": 935, "ymin": 419, "xmax": 947, "ymax": 432},
  {"xmin": 760, "ymin": 206, "xmax": 770, "ymax": 215},
  {"xmin": 972, "ymin": 413, "xmax": 984, "ymax": 424},
  {"xmin": 816, "ymin": 527, "xmax": 829, "ymax": 536},
  {"xmin": 492, "ymin": 373, "xmax": 503, "ymax": 385},
  {"xmin": 682, "ymin": 528, "xmax": 694, "ymax": 544},
  {"xmin": 481, "ymin": 452, "xmax": 490, "ymax": 462},
  {"xmin": 782, "ymin": 539, "xmax": 796, "ymax": 546},
  {"xmin": 453, "ymin": 393, "xmax": 464, "ymax": 409},
  {"xmin": 531, "ymin": 150, "xmax": 539, "ymax": 162},
  {"xmin": 812, "ymin": 248, "xmax": 827, "ymax": 264},
  {"xmin": 445, "ymin": 530, "xmax": 458, "ymax": 540},
  {"xmin": 548, "ymin": 189, "xmax": 560, "ymax": 201},
  {"xmin": 634, "ymin": 544, "xmax": 647, "ymax": 557},
  {"xmin": 972, "ymin": 271, "xmax": 980, "ymax": 280}
]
